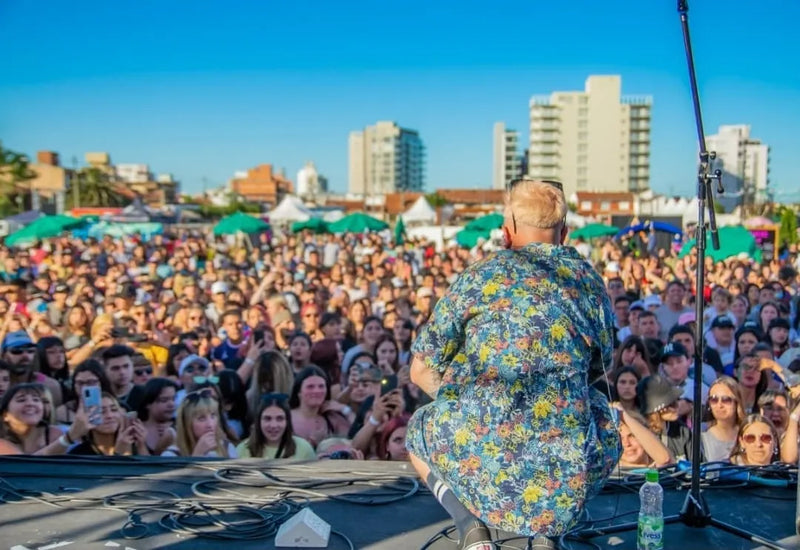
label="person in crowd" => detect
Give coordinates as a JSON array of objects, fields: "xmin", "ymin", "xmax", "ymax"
[
  {"xmin": 340, "ymin": 315, "xmax": 385, "ymax": 384},
  {"xmin": 667, "ymin": 324, "xmax": 720, "ymax": 384},
  {"xmin": 729, "ymin": 321, "xmax": 763, "ymax": 376},
  {"xmin": 212, "ymin": 309, "xmax": 246, "ymax": 370},
  {"xmin": 613, "ymin": 405, "xmax": 674, "ymax": 469},
  {"xmin": 69, "ymin": 393, "xmax": 149, "ymax": 456},
  {"xmin": 393, "ymin": 318, "xmax": 415, "ymax": 366},
  {"xmin": 637, "ymin": 311, "xmax": 662, "ymax": 343},
  {"xmin": 0, "ymin": 382, "xmax": 90, "ymax": 455},
  {"xmin": 161, "ymin": 388, "xmax": 237, "ymax": 457},
  {"xmin": 288, "ymin": 332, "xmax": 313, "ymax": 374},
  {"xmin": 318, "ymin": 312, "xmax": 343, "ymax": 341},
  {"xmin": 236, "ymin": 394, "xmax": 315, "ymax": 460},
  {"xmin": 137, "ymin": 377, "xmax": 178, "ymax": 455},
  {"xmin": 101, "ymin": 345, "xmax": 145, "ymax": 412},
  {"xmin": 701, "ymin": 376, "xmax": 746, "ymax": 462},
  {"xmin": 735, "ymin": 354, "xmax": 770, "ymax": 414},
  {"xmin": 56, "ymin": 360, "xmax": 112, "ymax": 424},
  {"xmin": 706, "ymin": 316, "xmax": 737, "ymax": 369},
  {"xmin": 164, "ymin": 343, "xmax": 191, "ymax": 379},
  {"xmin": 245, "ymin": 350, "xmax": 295, "ymax": 421},
  {"xmin": 612, "ymin": 366, "xmax": 641, "ymax": 412},
  {"xmin": 638, "ymin": 375, "xmax": 693, "ymax": 462},
  {"xmin": 756, "ymin": 302, "xmax": 781, "ymax": 338},
  {"xmin": 0, "ymin": 361, "xmax": 11, "ymax": 401},
  {"xmin": 34, "ymin": 336, "xmax": 70, "ymax": 398},
  {"xmin": 729, "ymin": 414, "xmax": 781, "ymax": 466},
  {"xmin": 765, "ymin": 318, "xmax": 791, "ymax": 360},
  {"xmin": 315, "ymin": 436, "xmax": 364, "ymax": 460},
  {"xmin": 613, "ymin": 335, "xmax": 654, "ymax": 377},
  {"xmin": 730, "ymin": 295, "xmax": 750, "ymax": 328},
  {"xmin": 757, "ymin": 389, "xmax": 800, "ymax": 464},
  {"xmin": 2, "ymin": 331, "xmax": 62, "ymax": 407},
  {"xmin": 659, "ymin": 341, "xmax": 709, "ymax": 419},
  {"xmin": 655, "ymin": 281, "xmax": 693, "ymax": 342},
  {"xmin": 377, "ymin": 413, "xmax": 410, "ymax": 461},
  {"xmin": 374, "ymin": 333, "xmax": 401, "ymax": 375},
  {"xmin": 289, "ymin": 366, "xmax": 353, "ymax": 448}
]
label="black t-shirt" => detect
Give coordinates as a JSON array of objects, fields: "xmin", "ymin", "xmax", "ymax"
[
  {"xmin": 118, "ymin": 385, "xmax": 146, "ymax": 413},
  {"xmin": 662, "ymin": 421, "xmax": 693, "ymax": 462}
]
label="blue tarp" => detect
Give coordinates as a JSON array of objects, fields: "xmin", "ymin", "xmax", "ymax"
[{"xmin": 615, "ymin": 221, "xmax": 683, "ymax": 239}]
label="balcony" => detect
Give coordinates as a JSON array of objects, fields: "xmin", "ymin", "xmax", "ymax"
[
  {"xmin": 630, "ymin": 133, "xmax": 650, "ymax": 144},
  {"xmin": 532, "ymin": 131, "xmax": 560, "ymax": 144}
]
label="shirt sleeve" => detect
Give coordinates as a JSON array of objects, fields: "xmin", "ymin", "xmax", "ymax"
[{"xmin": 411, "ymin": 267, "xmax": 475, "ymax": 374}]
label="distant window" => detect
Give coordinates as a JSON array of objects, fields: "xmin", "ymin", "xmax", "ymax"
[
  {"xmin": 600, "ymin": 201, "xmax": 611, "ymax": 211},
  {"xmin": 619, "ymin": 201, "xmax": 631, "ymax": 210},
  {"xmin": 581, "ymin": 200, "xmax": 592, "ymax": 210}
]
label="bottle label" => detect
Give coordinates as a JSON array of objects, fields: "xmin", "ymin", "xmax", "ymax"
[{"xmin": 637, "ymin": 515, "xmax": 664, "ymax": 550}]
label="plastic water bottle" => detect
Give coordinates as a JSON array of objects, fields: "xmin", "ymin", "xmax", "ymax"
[{"xmin": 637, "ymin": 469, "xmax": 664, "ymax": 550}]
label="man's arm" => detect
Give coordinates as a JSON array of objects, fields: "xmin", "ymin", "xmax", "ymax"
[{"xmin": 410, "ymin": 355, "xmax": 442, "ymax": 399}]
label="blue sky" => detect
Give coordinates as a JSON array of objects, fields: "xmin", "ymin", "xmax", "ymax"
[{"xmin": 1, "ymin": 0, "xmax": 798, "ymax": 197}]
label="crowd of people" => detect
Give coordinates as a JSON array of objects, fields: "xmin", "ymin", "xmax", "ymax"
[{"xmin": 0, "ymin": 222, "xmax": 799, "ymax": 471}]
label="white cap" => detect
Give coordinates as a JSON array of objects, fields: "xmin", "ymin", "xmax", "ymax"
[
  {"xmin": 211, "ymin": 281, "xmax": 229, "ymax": 295},
  {"xmin": 644, "ymin": 295, "xmax": 662, "ymax": 308},
  {"xmin": 605, "ymin": 261, "xmax": 620, "ymax": 273}
]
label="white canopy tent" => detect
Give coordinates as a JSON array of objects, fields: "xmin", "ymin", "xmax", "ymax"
[
  {"xmin": 402, "ymin": 196, "xmax": 437, "ymax": 224},
  {"xmin": 267, "ymin": 195, "xmax": 313, "ymax": 223}
]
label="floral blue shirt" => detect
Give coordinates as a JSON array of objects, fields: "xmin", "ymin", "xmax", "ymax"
[{"xmin": 406, "ymin": 243, "xmax": 621, "ymax": 537}]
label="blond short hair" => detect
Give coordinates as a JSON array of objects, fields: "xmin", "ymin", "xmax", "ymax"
[{"xmin": 504, "ymin": 179, "xmax": 567, "ymax": 230}]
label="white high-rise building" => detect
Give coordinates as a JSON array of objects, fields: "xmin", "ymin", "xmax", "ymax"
[
  {"xmin": 116, "ymin": 164, "xmax": 151, "ymax": 183},
  {"xmin": 492, "ymin": 122, "xmax": 522, "ymax": 189},
  {"xmin": 528, "ymin": 75, "xmax": 651, "ymax": 200},
  {"xmin": 706, "ymin": 125, "xmax": 770, "ymax": 207},
  {"xmin": 348, "ymin": 121, "xmax": 425, "ymax": 196}
]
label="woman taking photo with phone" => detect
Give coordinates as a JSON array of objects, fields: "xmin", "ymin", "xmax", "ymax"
[{"xmin": 69, "ymin": 394, "xmax": 149, "ymax": 456}]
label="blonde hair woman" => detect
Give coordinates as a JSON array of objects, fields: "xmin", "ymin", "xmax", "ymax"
[
  {"xmin": 245, "ymin": 350, "xmax": 294, "ymax": 422},
  {"xmin": 161, "ymin": 389, "xmax": 237, "ymax": 458},
  {"xmin": 701, "ymin": 376, "xmax": 746, "ymax": 462}
]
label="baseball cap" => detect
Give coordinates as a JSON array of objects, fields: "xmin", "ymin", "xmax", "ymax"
[
  {"xmin": 2, "ymin": 331, "xmax": 34, "ymax": 352},
  {"xmin": 643, "ymin": 295, "xmax": 662, "ymax": 308},
  {"xmin": 661, "ymin": 342, "xmax": 690, "ymax": 360},
  {"xmin": 178, "ymin": 355, "xmax": 210, "ymax": 377},
  {"xmin": 417, "ymin": 287, "xmax": 434, "ymax": 298},
  {"xmin": 211, "ymin": 281, "xmax": 229, "ymax": 295},
  {"xmin": 605, "ymin": 261, "xmax": 620, "ymax": 274},
  {"xmin": 710, "ymin": 316, "xmax": 735, "ymax": 330},
  {"xmin": 638, "ymin": 375, "xmax": 684, "ymax": 415},
  {"xmin": 629, "ymin": 300, "xmax": 645, "ymax": 311}
]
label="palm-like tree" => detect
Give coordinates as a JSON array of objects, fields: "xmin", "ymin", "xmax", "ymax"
[
  {"xmin": 67, "ymin": 167, "xmax": 129, "ymax": 208},
  {"xmin": 0, "ymin": 142, "xmax": 36, "ymax": 215}
]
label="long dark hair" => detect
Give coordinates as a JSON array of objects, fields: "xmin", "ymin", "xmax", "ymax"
[
  {"xmin": 289, "ymin": 366, "xmax": 331, "ymax": 409},
  {"xmin": 613, "ymin": 335, "xmax": 654, "ymax": 373},
  {"xmin": 611, "ymin": 366, "xmax": 642, "ymax": 406},
  {"xmin": 137, "ymin": 378, "xmax": 179, "ymax": 421},
  {"xmin": 34, "ymin": 337, "xmax": 69, "ymax": 382},
  {"xmin": 68, "ymin": 360, "xmax": 113, "ymax": 404},
  {"xmin": 0, "ymin": 383, "xmax": 46, "ymax": 446},
  {"xmin": 248, "ymin": 396, "xmax": 296, "ymax": 459},
  {"xmin": 165, "ymin": 343, "xmax": 190, "ymax": 378}
]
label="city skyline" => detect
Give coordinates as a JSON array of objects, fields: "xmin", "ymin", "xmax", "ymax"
[{"xmin": 1, "ymin": 0, "xmax": 798, "ymax": 199}]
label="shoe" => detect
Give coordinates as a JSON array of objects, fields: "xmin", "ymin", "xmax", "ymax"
[
  {"xmin": 461, "ymin": 520, "xmax": 493, "ymax": 550},
  {"xmin": 528, "ymin": 535, "xmax": 557, "ymax": 549}
]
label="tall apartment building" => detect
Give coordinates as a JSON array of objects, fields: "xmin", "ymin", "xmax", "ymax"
[
  {"xmin": 706, "ymin": 124, "xmax": 770, "ymax": 208},
  {"xmin": 528, "ymin": 75, "xmax": 651, "ymax": 199},
  {"xmin": 492, "ymin": 122, "xmax": 523, "ymax": 189},
  {"xmin": 348, "ymin": 121, "xmax": 425, "ymax": 197}
]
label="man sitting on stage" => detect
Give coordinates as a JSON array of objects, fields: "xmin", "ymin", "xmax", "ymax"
[{"xmin": 406, "ymin": 177, "xmax": 621, "ymax": 550}]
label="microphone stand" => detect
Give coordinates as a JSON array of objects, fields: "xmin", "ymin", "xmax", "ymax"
[{"xmin": 575, "ymin": 2, "xmax": 788, "ymax": 548}]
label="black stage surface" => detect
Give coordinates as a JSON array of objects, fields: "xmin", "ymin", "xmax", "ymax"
[{"xmin": 0, "ymin": 457, "xmax": 797, "ymax": 550}]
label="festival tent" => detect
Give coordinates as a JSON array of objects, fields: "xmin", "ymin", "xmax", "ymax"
[
  {"xmin": 402, "ymin": 196, "xmax": 437, "ymax": 224},
  {"xmin": 4, "ymin": 215, "xmax": 84, "ymax": 246},
  {"xmin": 213, "ymin": 212, "xmax": 270, "ymax": 236},
  {"xmin": 615, "ymin": 221, "xmax": 683, "ymax": 239},
  {"xmin": 570, "ymin": 223, "xmax": 618, "ymax": 240},
  {"xmin": 678, "ymin": 225, "xmax": 762, "ymax": 263},
  {"xmin": 328, "ymin": 212, "xmax": 388, "ymax": 233},
  {"xmin": 267, "ymin": 196, "xmax": 313, "ymax": 223},
  {"xmin": 291, "ymin": 218, "xmax": 330, "ymax": 234}
]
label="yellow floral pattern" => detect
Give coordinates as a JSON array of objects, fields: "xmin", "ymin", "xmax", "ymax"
[{"xmin": 406, "ymin": 243, "xmax": 621, "ymax": 537}]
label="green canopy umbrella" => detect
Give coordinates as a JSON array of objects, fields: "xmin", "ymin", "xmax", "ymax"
[
  {"xmin": 4, "ymin": 214, "xmax": 84, "ymax": 246},
  {"xmin": 455, "ymin": 228, "xmax": 491, "ymax": 248},
  {"xmin": 678, "ymin": 225, "xmax": 762, "ymax": 263},
  {"xmin": 328, "ymin": 212, "xmax": 388, "ymax": 233},
  {"xmin": 291, "ymin": 217, "xmax": 330, "ymax": 234},
  {"xmin": 213, "ymin": 212, "xmax": 270, "ymax": 236},
  {"xmin": 569, "ymin": 223, "xmax": 619, "ymax": 240},
  {"xmin": 394, "ymin": 216, "xmax": 406, "ymax": 246},
  {"xmin": 465, "ymin": 212, "xmax": 504, "ymax": 232}
]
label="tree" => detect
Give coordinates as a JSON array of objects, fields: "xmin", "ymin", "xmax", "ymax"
[
  {"xmin": 778, "ymin": 206, "xmax": 798, "ymax": 249},
  {"xmin": 66, "ymin": 167, "xmax": 129, "ymax": 208},
  {"xmin": 425, "ymin": 192, "xmax": 448, "ymax": 208},
  {"xmin": 0, "ymin": 142, "xmax": 36, "ymax": 216}
]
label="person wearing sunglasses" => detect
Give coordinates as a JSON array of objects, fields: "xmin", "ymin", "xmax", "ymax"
[
  {"xmin": 1, "ymin": 331, "xmax": 62, "ymax": 408},
  {"xmin": 237, "ymin": 394, "xmax": 315, "ymax": 461},
  {"xmin": 701, "ymin": 376, "xmax": 746, "ymax": 462},
  {"xmin": 405, "ymin": 178, "xmax": 620, "ymax": 550},
  {"xmin": 174, "ymin": 355, "xmax": 213, "ymax": 407},
  {"xmin": 758, "ymin": 389, "xmax": 800, "ymax": 464},
  {"xmin": 729, "ymin": 414, "xmax": 781, "ymax": 466}
]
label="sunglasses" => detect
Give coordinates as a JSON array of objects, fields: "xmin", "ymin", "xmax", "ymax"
[
  {"xmin": 9, "ymin": 347, "xmax": 36, "ymax": 355},
  {"xmin": 134, "ymin": 367, "xmax": 153, "ymax": 376},
  {"xmin": 185, "ymin": 388, "xmax": 218, "ymax": 402},
  {"xmin": 260, "ymin": 392, "xmax": 289, "ymax": 404},
  {"xmin": 193, "ymin": 375, "xmax": 219, "ymax": 385},
  {"xmin": 183, "ymin": 363, "xmax": 209, "ymax": 374},
  {"xmin": 742, "ymin": 433, "xmax": 773, "ymax": 445},
  {"xmin": 708, "ymin": 395, "xmax": 735, "ymax": 405}
]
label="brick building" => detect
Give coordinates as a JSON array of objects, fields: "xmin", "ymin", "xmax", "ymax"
[{"xmin": 230, "ymin": 164, "xmax": 293, "ymax": 206}]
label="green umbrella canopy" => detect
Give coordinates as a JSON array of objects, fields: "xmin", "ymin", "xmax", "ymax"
[
  {"xmin": 291, "ymin": 217, "xmax": 330, "ymax": 234},
  {"xmin": 213, "ymin": 212, "xmax": 270, "ymax": 236},
  {"xmin": 394, "ymin": 216, "xmax": 406, "ymax": 246},
  {"xmin": 4, "ymin": 214, "xmax": 84, "ymax": 246},
  {"xmin": 465, "ymin": 212, "xmax": 504, "ymax": 232},
  {"xmin": 328, "ymin": 212, "xmax": 389, "ymax": 233},
  {"xmin": 455, "ymin": 228, "xmax": 491, "ymax": 248},
  {"xmin": 569, "ymin": 223, "xmax": 619, "ymax": 240},
  {"xmin": 678, "ymin": 225, "xmax": 762, "ymax": 263}
]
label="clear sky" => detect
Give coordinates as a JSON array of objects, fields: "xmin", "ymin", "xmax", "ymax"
[{"xmin": 1, "ymin": 0, "xmax": 798, "ymax": 198}]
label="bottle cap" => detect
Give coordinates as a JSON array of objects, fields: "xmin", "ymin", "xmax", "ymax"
[{"xmin": 645, "ymin": 469, "xmax": 659, "ymax": 483}]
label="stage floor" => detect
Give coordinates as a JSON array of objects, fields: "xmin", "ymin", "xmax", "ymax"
[{"xmin": 0, "ymin": 456, "xmax": 796, "ymax": 550}]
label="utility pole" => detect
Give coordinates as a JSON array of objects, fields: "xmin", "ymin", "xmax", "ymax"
[{"xmin": 71, "ymin": 155, "xmax": 80, "ymax": 210}]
